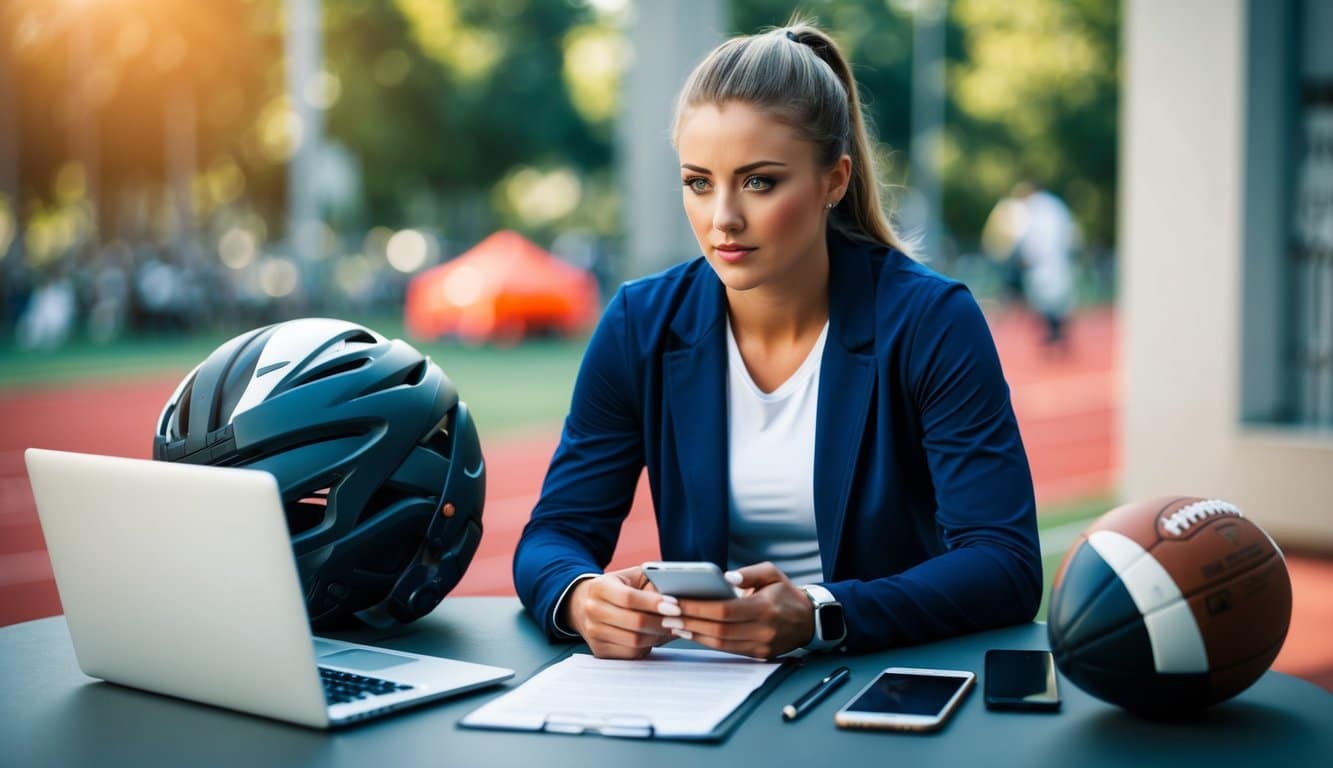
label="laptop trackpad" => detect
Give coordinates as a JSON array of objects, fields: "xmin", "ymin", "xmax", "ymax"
[{"xmin": 322, "ymin": 648, "xmax": 418, "ymax": 672}]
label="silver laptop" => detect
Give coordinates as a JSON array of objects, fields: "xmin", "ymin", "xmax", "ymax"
[{"xmin": 24, "ymin": 448, "xmax": 514, "ymax": 729}]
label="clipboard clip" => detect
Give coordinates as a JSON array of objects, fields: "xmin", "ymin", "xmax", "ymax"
[{"xmin": 542, "ymin": 712, "xmax": 656, "ymax": 739}]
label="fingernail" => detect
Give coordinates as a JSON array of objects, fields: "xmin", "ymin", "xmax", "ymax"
[
  {"xmin": 661, "ymin": 617, "xmax": 684, "ymax": 629},
  {"xmin": 671, "ymin": 628, "xmax": 693, "ymax": 640},
  {"xmin": 657, "ymin": 601, "xmax": 682, "ymax": 616},
  {"xmin": 724, "ymin": 570, "xmax": 743, "ymax": 585},
  {"xmin": 658, "ymin": 594, "xmax": 678, "ymax": 604}
]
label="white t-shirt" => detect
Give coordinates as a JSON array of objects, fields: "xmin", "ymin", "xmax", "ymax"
[{"xmin": 725, "ymin": 317, "xmax": 828, "ymax": 585}]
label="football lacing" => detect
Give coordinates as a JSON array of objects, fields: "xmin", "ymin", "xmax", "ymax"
[{"xmin": 1162, "ymin": 499, "xmax": 1243, "ymax": 536}]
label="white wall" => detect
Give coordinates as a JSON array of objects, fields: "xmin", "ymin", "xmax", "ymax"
[{"xmin": 1121, "ymin": 0, "xmax": 1333, "ymax": 550}]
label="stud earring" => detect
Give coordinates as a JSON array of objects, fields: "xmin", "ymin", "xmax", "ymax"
[{"xmin": 825, "ymin": 202, "xmax": 834, "ymax": 210}]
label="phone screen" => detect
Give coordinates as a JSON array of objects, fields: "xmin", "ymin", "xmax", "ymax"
[
  {"xmin": 984, "ymin": 650, "xmax": 1060, "ymax": 710},
  {"xmin": 845, "ymin": 671, "xmax": 972, "ymax": 716}
]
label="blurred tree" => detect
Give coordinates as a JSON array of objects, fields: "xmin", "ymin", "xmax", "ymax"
[
  {"xmin": 947, "ymin": 0, "xmax": 1119, "ymax": 247},
  {"xmin": 1, "ymin": 0, "xmax": 1117, "ymax": 267},
  {"xmin": 2, "ymin": 0, "xmax": 618, "ymax": 254},
  {"xmin": 325, "ymin": 0, "xmax": 614, "ymax": 243},
  {"xmin": 728, "ymin": 0, "xmax": 1119, "ymax": 249},
  {"xmin": 2, "ymin": 0, "xmax": 282, "ymax": 245}
]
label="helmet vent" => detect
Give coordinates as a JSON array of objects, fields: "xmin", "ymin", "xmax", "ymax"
[
  {"xmin": 422, "ymin": 416, "xmax": 455, "ymax": 458},
  {"xmin": 216, "ymin": 340, "xmax": 264, "ymax": 427},
  {"xmin": 296, "ymin": 358, "xmax": 368, "ymax": 386},
  {"xmin": 404, "ymin": 360, "xmax": 427, "ymax": 386},
  {"xmin": 370, "ymin": 358, "xmax": 429, "ymax": 392},
  {"xmin": 345, "ymin": 330, "xmax": 377, "ymax": 345},
  {"xmin": 288, "ymin": 487, "xmax": 331, "ymax": 535},
  {"xmin": 175, "ymin": 379, "xmax": 195, "ymax": 435}
]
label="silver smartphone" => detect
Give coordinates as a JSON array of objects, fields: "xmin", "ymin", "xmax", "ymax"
[
  {"xmin": 835, "ymin": 667, "xmax": 976, "ymax": 732},
  {"xmin": 641, "ymin": 561, "xmax": 739, "ymax": 600}
]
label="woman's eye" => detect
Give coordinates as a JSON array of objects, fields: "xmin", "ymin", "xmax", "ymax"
[
  {"xmin": 743, "ymin": 175, "xmax": 775, "ymax": 191},
  {"xmin": 683, "ymin": 177, "xmax": 710, "ymax": 193}
]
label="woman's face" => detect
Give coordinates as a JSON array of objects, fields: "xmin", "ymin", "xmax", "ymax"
[{"xmin": 676, "ymin": 101, "xmax": 848, "ymax": 296}]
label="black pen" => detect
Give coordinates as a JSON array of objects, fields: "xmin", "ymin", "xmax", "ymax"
[{"xmin": 782, "ymin": 666, "xmax": 851, "ymax": 721}]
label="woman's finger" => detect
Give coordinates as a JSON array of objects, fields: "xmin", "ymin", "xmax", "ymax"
[{"xmin": 728, "ymin": 561, "xmax": 787, "ymax": 589}]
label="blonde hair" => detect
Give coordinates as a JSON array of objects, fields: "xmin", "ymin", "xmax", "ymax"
[{"xmin": 671, "ymin": 20, "xmax": 908, "ymax": 252}]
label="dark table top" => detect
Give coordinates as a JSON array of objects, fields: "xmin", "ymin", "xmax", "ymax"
[{"xmin": 2, "ymin": 597, "xmax": 1330, "ymax": 768}]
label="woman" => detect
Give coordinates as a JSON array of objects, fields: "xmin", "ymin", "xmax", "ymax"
[{"xmin": 513, "ymin": 21, "xmax": 1041, "ymax": 660}]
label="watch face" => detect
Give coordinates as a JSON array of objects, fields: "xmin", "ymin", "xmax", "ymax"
[{"xmin": 819, "ymin": 603, "xmax": 846, "ymax": 640}]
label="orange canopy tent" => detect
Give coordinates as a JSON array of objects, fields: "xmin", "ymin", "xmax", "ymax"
[{"xmin": 405, "ymin": 230, "xmax": 598, "ymax": 344}]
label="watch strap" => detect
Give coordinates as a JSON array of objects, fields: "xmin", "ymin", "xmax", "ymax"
[{"xmin": 801, "ymin": 584, "xmax": 845, "ymax": 650}]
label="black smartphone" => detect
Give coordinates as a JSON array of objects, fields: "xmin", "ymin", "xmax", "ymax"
[{"xmin": 983, "ymin": 650, "xmax": 1061, "ymax": 712}]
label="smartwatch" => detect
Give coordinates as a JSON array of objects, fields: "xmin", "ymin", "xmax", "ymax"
[{"xmin": 801, "ymin": 584, "xmax": 847, "ymax": 651}]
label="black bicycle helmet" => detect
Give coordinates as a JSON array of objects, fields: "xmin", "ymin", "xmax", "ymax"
[{"xmin": 153, "ymin": 317, "xmax": 485, "ymax": 629}]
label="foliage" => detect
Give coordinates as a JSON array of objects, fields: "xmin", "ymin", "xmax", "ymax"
[
  {"xmin": 2, "ymin": 0, "xmax": 282, "ymax": 245},
  {"xmin": 2, "ymin": 0, "xmax": 619, "ymax": 254},
  {"xmin": 324, "ymin": 0, "xmax": 614, "ymax": 242},
  {"xmin": 947, "ymin": 0, "xmax": 1119, "ymax": 246},
  {"xmin": 2, "ymin": 0, "xmax": 1118, "ymax": 263},
  {"xmin": 730, "ymin": 0, "xmax": 1120, "ymax": 248}
]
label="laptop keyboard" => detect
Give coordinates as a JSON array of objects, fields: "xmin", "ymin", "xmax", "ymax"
[{"xmin": 320, "ymin": 667, "xmax": 414, "ymax": 705}]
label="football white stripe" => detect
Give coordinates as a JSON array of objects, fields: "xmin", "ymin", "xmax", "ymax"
[
  {"xmin": 1087, "ymin": 530, "xmax": 1209, "ymax": 674},
  {"xmin": 1143, "ymin": 601, "xmax": 1210, "ymax": 674}
]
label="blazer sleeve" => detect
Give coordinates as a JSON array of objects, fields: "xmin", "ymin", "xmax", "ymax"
[
  {"xmin": 512, "ymin": 287, "xmax": 646, "ymax": 640},
  {"xmin": 826, "ymin": 283, "xmax": 1043, "ymax": 651}
]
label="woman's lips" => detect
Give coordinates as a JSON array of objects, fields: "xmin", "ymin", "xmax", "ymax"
[{"xmin": 715, "ymin": 245, "xmax": 755, "ymax": 263}]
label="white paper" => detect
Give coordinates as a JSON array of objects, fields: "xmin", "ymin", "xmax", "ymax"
[{"xmin": 460, "ymin": 648, "xmax": 782, "ymax": 738}]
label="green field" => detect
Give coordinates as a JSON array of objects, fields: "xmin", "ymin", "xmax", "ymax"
[{"xmin": 0, "ymin": 318, "xmax": 590, "ymax": 435}]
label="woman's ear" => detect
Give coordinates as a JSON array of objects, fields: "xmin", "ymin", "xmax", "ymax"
[{"xmin": 827, "ymin": 154, "xmax": 852, "ymax": 204}]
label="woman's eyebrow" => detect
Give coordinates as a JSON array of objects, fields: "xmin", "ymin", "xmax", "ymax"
[{"xmin": 680, "ymin": 160, "xmax": 788, "ymax": 175}]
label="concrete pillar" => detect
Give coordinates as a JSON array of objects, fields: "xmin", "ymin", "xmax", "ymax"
[
  {"xmin": 618, "ymin": 0, "xmax": 725, "ymax": 283},
  {"xmin": 286, "ymin": 0, "xmax": 324, "ymax": 298}
]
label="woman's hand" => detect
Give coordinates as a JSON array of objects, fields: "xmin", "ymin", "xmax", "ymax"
[
  {"xmin": 668, "ymin": 562, "xmax": 816, "ymax": 659},
  {"xmin": 563, "ymin": 566, "xmax": 676, "ymax": 660}
]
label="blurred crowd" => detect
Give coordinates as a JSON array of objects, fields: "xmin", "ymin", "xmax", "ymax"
[
  {"xmin": 0, "ymin": 223, "xmax": 617, "ymax": 351},
  {"xmin": 4, "ymin": 237, "xmax": 386, "ymax": 350},
  {"xmin": 4, "ymin": 231, "xmax": 1115, "ymax": 353}
]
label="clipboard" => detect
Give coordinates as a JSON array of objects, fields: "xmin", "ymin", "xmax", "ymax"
[{"xmin": 458, "ymin": 644, "xmax": 798, "ymax": 742}]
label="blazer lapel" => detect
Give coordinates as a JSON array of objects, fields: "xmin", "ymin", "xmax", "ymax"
[
  {"xmin": 813, "ymin": 234, "xmax": 878, "ymax": 579},
  {"xmin": 663, "ymin": 271, "xmax": 730, "ymax": 566}
]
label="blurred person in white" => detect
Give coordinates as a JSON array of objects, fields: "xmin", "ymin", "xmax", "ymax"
[
  {"xmin": 88, "ymin": 243, "xmax": 132, "ymax": 344},
  {"xmin": 17, "ymin": 271, "xmax": 76, "ymax": 350},
  {"xmin": 1012, "ymin": 181, "xmax": 1078, "ymax": 354}
]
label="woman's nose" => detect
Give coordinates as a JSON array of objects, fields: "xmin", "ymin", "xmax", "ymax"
[{"xmin": 712, "ymin": 193, "xmax": 743, "ymax": 233}]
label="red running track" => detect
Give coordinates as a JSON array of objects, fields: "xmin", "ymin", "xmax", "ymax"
[{"xmin": 1, "ymin": 307, "xmax": 1328, "ymax": 690}]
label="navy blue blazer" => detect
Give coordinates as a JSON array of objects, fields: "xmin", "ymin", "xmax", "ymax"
[{"xmin": 513, "ymin": 231, "xmax": 1042, "ymax": 652}]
